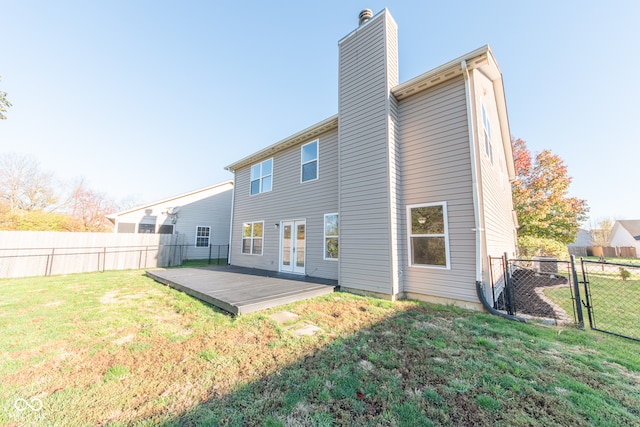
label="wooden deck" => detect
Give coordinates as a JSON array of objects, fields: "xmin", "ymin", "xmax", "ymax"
[{"xmin": 146, "ymin": 266, "xmax": 338, "ymax": 315}]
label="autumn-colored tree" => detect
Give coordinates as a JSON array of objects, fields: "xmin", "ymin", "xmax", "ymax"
[
  {"xmin": 511, "ymin": 138, "xmax": 588, "ymax": 245},
  {"xmin": 589, "ymin": 217, "xmax": 613, "ymax": 246},
  {"xmin": 66, "ymin": 178, "xmax": 117, "ymax": 232},
  {"xmin": 0, "ymin": 153, "xmax": 118, "ymax": 232}
]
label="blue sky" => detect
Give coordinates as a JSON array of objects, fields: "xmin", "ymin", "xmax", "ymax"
[{"xmin": 1, "ymin": 1, "xmax": 638, "ymax": 224}]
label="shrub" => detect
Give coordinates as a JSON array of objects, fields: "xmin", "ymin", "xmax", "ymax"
[
  {"xmin": 517, "ymin": 235, "xmax": 569, "ymax": 259},
  {"xmin": 620, "ymin": 267, "xmax": 631, "ymax": 281}
]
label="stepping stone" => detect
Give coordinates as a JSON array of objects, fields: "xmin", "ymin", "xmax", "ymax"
[
  {"xmin": 291, "ymin": 324, "xmax": 323, "ymax": 337},
  {"xmin": 269, "ymin": 311, "xmax": 299, "ymax": 324}
]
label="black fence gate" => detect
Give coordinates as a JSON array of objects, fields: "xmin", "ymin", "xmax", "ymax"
[
  {"xmin": 488, "ymin": 255, "xmax": 639, "ymax": 342},
  {"xmin": 578, "ymin": 259, "xmax": 640, "ymax": 342}
]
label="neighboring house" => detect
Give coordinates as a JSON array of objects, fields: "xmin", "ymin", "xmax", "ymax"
[
  {"xmin": 567, "ymin": 229, "xmax": 595, "ymax": 257},
  {"xmin": 608, "ymin": 220, "xmax": 640, "ymax": 256},
  {"xmin": 224, "ymin": 9, "xmax": 517, "ymax": 309},
  {"xmin": 569, "ymin": 229, "xmax": 594, "ymax": 247},
  {"xmin": 107, "ymin": 181, "xmax": 233, "ymax": 259}
]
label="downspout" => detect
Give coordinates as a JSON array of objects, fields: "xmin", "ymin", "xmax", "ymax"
[
  {"xmin": 461, "ymin": 61, "xmax": 483, "ymax": 286},
  {"xmin": 227, "ymin": 174, "xmax": 236, "ymax": 266},
  {"xmin": 461, "ymin": 60, "xmax": 525, "ymax": 322}
]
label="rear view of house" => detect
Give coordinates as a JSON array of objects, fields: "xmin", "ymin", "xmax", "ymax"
[{"xmin": 225, "ymin": 9, "xmax": 517, "ymax": 309}]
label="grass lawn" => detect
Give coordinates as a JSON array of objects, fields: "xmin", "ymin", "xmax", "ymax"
[
  {"xmin": 1, "ymin": 270, "xmax": 640, "ymax": 426},
  {"xmin": 546, "ymin": 261, "xmax": 640, "ymax": 340}
]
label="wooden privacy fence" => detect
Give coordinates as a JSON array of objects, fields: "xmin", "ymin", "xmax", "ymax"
[
  {"xmin": 0, "ymin": 231, "xmax": 190, "ymax": 279},
  {"xmin": 568, "ymin": 246, "xmax": 637, "ymax": 258}
]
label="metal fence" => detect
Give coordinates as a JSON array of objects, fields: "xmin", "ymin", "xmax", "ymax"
[
  {"xmin": 579, "ymin": 259, "xmax": 640, "ymax": 341},
  {"xmin": 488, "ymin": 255, "xmax": 639, "ymax": 342},
  {"xmin": 488, "ymin": 255, "xmax": 579, "ymax": 325}
]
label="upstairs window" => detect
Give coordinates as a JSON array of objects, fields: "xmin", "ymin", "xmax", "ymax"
[
  {"xmin": 481, "ymin": 104, "xmax": 493, "ymax": 164},
  {"xmin": 242, "ymin": 221, "xmax": 264, "ymax": 255},
  {"xmin": 250, "ymin": 159, "xmax": 273, "ymax": 195},
  {"xmin": 407, "ymin": 202, "xmax": 450, "ymax": 268},
  {"xmin": 301, "ymin": 140, "xmax": 318, "ymax": 182},
  {"xmin": 195, "ymin": 226, "xmax": 211, "ymax": 247},
  {"xmin": 324, "ymin": 213, "xmax": 339, "ymax": 260}
]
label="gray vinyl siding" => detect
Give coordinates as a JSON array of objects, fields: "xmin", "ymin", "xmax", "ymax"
[
  {"xmin": 473, "ymin": 70, "xmax": 517, "ymax": 270},
  {"xmin": 112, "ymin": 184, "xmax": 233, "ymax": 260},
  {"xmin": 338, "ymin": 10, "xmax": 399, "ymax": 294},
  {"xmin": 230, "ymin": 129, "xmax": 339, "ymax": 280},
  {"xmin": 397, "ymin": 76, "xmax": 478, "ymax": 303}
]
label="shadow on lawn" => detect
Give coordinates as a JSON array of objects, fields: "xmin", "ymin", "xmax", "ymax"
[{"xmin": 157, "ymin": 305, "xmax": 533, "ymax": 427}]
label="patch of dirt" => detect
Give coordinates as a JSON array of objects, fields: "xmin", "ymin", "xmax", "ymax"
[
  {"xmin": 100, "ymin": 291, "xmax": 147, "ymax": 305},
  {"xmin": 113, "ymin": 334, "xmax": 136, "ymax": 345},
  {"xmin": 100, "ymin": 290, "xmax": 120, "ymax": 304},
  {"xmin": 43, "ymin": 301, "xmax": 63, "ymax": 307}
]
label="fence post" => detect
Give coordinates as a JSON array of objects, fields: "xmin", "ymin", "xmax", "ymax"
[
  {"xmin": 208, "ymin": 244, "xmax": 212, "ymax": 265},
  {"xmin": 570, "ymin": 255, "xmax": 585, "ymax": 329},
  {"xmin": 47, "ymin": 248, "xmax": 55, "ymax": 276},
  {"xmin": 503, "ymin": 252, "xmax": 514, "ymax": 315},
  {"xmin": 487, "ymin": 256, "xmax": 496, "ymax": 308}
]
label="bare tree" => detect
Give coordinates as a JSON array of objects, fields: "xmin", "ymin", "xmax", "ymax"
[
  {"xmin": 0, "ymin": 152, "xmax": 59, "ymax": 211},
  {"xmin": 0, "ymin": 75, "xmax": 11, "ymax": 120},
  {"xmin": 590, "ymin": 217, "xmax": 614, "ymax": 246}
]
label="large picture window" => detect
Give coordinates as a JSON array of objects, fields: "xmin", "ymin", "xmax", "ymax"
[
  {"xmin": 407, "ymin": 202, "xmax": 450, "ymax": 268},
  {"xmin": 301, "ymin": 140, "xmax": 318, "ymax": 182},
  {"xmin": 324, "ymin": 213, "xmax": 338, "ymax": 260},
  {"xmin": 250, "ymin": 159, "xmax": 273, "ymax": 195},
  {"xmin": 195, "ymin": 226, "xmax": 211, "ymax": 247},
  {"xmin": 242, "ymin": 221, "xmax": 264, "ymax": 255}
]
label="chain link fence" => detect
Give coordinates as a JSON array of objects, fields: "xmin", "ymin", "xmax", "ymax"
[
  {"xmin": 580, "ymin": 260, "xmax": 640, "ymax": 341},
  {"xmin": 489, "ymin": 255, "xmax": 640, "ymax": 341}
]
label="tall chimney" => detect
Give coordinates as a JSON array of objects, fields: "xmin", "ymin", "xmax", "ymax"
[
  {"xmin": 338, "ymin": 9, "xmax": 400, "ymax": 295},
  {"xmin": 358, "ymin": 9, "xmax": 373, "ymax": 26}
]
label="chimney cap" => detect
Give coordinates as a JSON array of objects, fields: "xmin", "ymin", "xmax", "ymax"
[{"xmin": 358, "ymin": 9, "xmax": 373, "ymax": 26}]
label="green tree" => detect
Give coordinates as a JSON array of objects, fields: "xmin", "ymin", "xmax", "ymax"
[
  {"xmin": 511, "ymin": 138, "xmax": 588, "ymax": 245},
  {"xmin": 0, "ymin": 75, "xmax": 11, "ymax": 120}
]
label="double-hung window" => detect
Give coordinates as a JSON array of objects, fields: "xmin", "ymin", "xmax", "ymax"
[
  {"xmin": 407, "ymin": 202, "xmax": 450, "ymax": 268},
  {"xmin": 250, "ymin": 159, "xmax": 273, "ymax": 195},
  {"xmin": 481, "ymin": 104, "xmax": 493, "ymax": 164},
  {"xmin": 195, "ymin": 226, "xmax": 211, "ymax": 247},
  {"xmin": 301, "ymin": 140, "xmax": 318, "ymax": 182},
  {"xmin": 324, "ymin": 213, "xmax": 339, "ymax": 260},
  {"xmin": 242, "ymin": 221, "xmax": 263, "ymax": 255}
]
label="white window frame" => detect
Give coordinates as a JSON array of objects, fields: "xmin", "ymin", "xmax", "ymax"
[
  {"xmin": 406, "ymin": 202, "xmax": 451, "ymax": 269},
  {"xmin": 250, "ymin": 158, "xmax": 273, "ymax": 195},
  {"xmin": 242, "ymin": 221, "xmax": 264, "ymax": 256},
  {"xmin": 195, "ymin": 226, "xmax": 211, "ymax": 247},
  {"xmin": 323, "ymin": 213, "xmax": 339, "ymax": 261},
  {"xmin": 300, "ymin": 140, "xmax": 319, "ymax": 183},
  {"xmin": 481, "ymin": 104, "xmax": 493, "ymax": 165}
]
